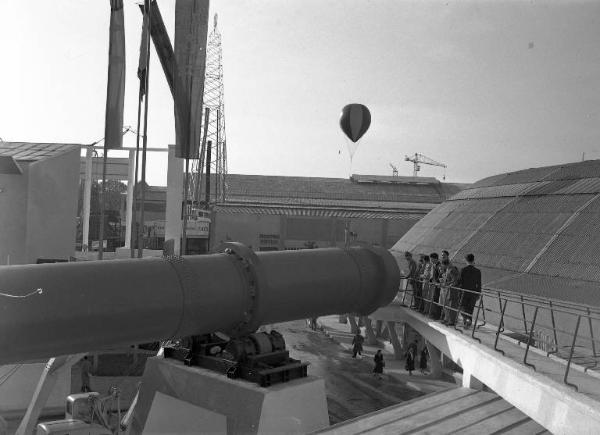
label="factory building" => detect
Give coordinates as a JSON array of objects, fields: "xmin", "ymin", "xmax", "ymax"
[{"xmin": 126, "ymin": 174, "xmax": 466, "ymax": 253}]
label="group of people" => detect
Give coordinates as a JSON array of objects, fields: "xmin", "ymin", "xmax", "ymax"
[
  {"xmin": 352, "ymin": 331, "xmax": 429, "ymax": 378},
  {"xmin": 352, "ymin": 331, "xmax": 387, "ymax": 379},
  {"xmin": 404, "ymin": 250, "xmax": 482, "ymax": 328},
  {"xmin": 404, "ymin": 339, "xmax": 429, "ymax": 376}
]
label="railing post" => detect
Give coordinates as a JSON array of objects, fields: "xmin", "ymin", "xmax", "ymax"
[
  {"xmin": 564, "ymin": 315, "xmax": 581, "ymax": 392},
  {"xmin": 523, "ymin": 307, "xmax": 539, "ymax": 371},
  {"xmin": 471, "ymin": 297, "xmax": 482, "ymax": 343},
  {"xmin": 453, "ymin": 286, "xmax": 463, "ymax": 333},
  {"xmin": 497, "ymin": 291, "xmax": 504, "ymax": 332},
  {"xmin": 409, "ymin": 280, "xmax": 415, "ymax": 308},
  {"xmin": 587, "ymin": 307, "xmax": 597, "ymax": 359},
  {"xmin": 494, "ymin": 299, "xmax": 508, "ymax": 356},
  {"xmin": 427, "ymin": 280, "xmax": 438, "ymax": 318},
  {"xmin": 520, "ymin": 294, "xmax": 528, "ymax": 335},
  {"xmin": 440, "ymin": 285, "xmax": 448, "ymax": 321},
  {"xmin": 401, "ymin": 277, "xmax": 408, "ymax": 306},
  {"xmin": 549, "ymin": 300, "xmax": 559, "ymax": 355}
]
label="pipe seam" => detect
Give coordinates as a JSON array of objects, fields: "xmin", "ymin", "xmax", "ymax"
[{"xmin": 162, "ymin": 255, "xmax": 194, "ymax": 340}]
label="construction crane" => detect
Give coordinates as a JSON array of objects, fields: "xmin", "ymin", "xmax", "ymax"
[
  {"xmin": 389, "ymin": 163, "xmax": 398, "ymax": 177},
  {"xmin": 404, "ymin": 153, "xmax": 447, "ymax": 179}
]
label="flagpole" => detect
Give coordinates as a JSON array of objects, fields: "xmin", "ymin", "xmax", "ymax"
[
  {"xmin": 131, "ymin": 93, "xmax": 144, "ymax": 259},
  {"xmin": 138, "ymin": 0, "xmax": 152, "ymax": 258},
  {"xmin": 98, "ymin": 149, "xmax": 108, "ymax": 260},
  {"xmin": 182, "ymin": 157, "xmax": 189, "ymax": 256},
  {"xmin": 132, "ymin": 11, "xmax": 148, "ymax": 258}
]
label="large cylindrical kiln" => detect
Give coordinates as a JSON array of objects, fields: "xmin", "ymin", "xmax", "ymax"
[{"xmin": 0, "ymin": 244, "xmax": 399, "ymax": 365}]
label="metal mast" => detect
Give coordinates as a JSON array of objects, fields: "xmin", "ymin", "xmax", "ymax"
[{"xmin": 189, "ymin": 14, "xmax": 228, "ymax": 208}]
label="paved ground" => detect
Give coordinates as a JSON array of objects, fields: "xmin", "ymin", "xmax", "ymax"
[
  {"xmin": 3, "ymin": 317, "xmax": 456, "ymax": 433},
  {"xmin": 277, "ymin": 318, "xmax": 456, "ymax": 424}
]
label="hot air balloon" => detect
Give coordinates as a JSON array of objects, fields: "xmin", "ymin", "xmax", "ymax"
[
  {"xmin": 340, "ymin": 103, "xmax": 371, "ymax": 163},
  {"xmin": 340, "ymin": 104, "xmax": 371, "ymax": 143}
]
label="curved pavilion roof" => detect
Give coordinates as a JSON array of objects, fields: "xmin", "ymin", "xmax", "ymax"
[{"xmin": 391, "ymin": 159, "xmax": 600, "ymax": 307}]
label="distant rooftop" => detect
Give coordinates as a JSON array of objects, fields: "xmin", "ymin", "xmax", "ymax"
[
  {"xmin": 222, "ymin": 173, "xmax": 465, "ymax": 205},
  {"xmin": 134, "ymin": 174, "xmax": 468, "ymax": 220},
  {"xmin": 350, "ymin": 174, "xmax": 439, "ymax": 184},
  {"xmin": 0, "ymin": 141, "xmax": 81, "ymax": 162}
]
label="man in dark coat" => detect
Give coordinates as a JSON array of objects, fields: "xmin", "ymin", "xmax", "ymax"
[
  {"xmin": 458, "ymin": 253, "xmax": 482, "ymax": 328},
  {"xmin": 373, "ymin": 350, "xmax": 384, "ymax": 379},
  {"xmin": 428, "ymin": 253, "xmax": 443, "ymax": 319},
  {"xmin": 352, "ymin": 331, "xmax": 365, "ymax": 357}
]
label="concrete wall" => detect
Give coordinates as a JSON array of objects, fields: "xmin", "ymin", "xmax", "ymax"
[
  {"xmin": 25, "ymin": 149, "xmax": 80, "ymax": 263},
  {"xmin": 0, "ymin": 165, "xmax": 29, "ymax": 265},
  {"xmin": 212, "ymin": 213, "xmax": 281, "ymax": 250},
  {"xmin": 0, "ymin": 149, "xmax": 79, "ymax": 265},
  {"xmin": 211, "ymin": 213, "xmax": 420, "ymax": 251}
]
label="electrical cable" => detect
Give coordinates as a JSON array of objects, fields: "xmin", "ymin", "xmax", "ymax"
[{"xmin": 0, "ymin": 288, "xmax": 43, "ymax": 298}]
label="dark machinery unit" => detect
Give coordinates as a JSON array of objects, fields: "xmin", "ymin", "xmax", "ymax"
[{"xmin": 164, "ymin": 331, "xmax": 308, "ymax": 387}]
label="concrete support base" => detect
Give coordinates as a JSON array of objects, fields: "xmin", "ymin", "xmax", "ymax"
[
  {"xmin": 130, "ymin": 357, "xmax": 329, "ymax": 435},
  {"xmin": 386, "ymin": 321, "xmax": 403, "ymax": 360},
  {"xmin": 462, "ymin": 370, "xmax": 485, "ymax": 390},
  {"xmin": 363, "ymin": 317, "xmax": 377, "ymax": 345},
  {"xmin": 348, "ymin": 316, "xmax": 359, "ymax": 334},
  {"xmin": 15, "ymin": 354, "xmax": 82, "ymax": 435},
  {"xmin": 426, "ymin": 342, "xmax": 442, "ymax": 379}
]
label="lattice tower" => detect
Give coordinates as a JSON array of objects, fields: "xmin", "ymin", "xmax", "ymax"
[{"xmin": 188, "ymin": 14, "xmax": 228, "ymax": 208}]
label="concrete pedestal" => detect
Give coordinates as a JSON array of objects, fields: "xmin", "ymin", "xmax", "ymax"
[
  {"xmin": 0, "ymin": 361, "xmax": 70, "ymax": 416},
  {"xmin": 130, "ymin": 357, "xmax": 329, "ymax": 435}
]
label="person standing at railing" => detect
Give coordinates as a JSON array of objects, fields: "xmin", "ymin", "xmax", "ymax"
[
  {"xmin": 419, "ymin": 255, "xmax": 432, "ymax": 313},
  {"xmin": 428, "ymin": 253, "xmax": 443, "ymax": 319},
  {"xmin": 414, "ymin": 254, "xmax": 426, "ymax": 310},
  {"xmin": 441, "ymin": 257, "xmax": 461, "ymax": 326},
  {"xmin": 404, "ymin": 251, "xmax": 418, "ymax": 307},
  {"xmin": 458, "ymin": 253, "xmax": 482, "ymax": 328}
]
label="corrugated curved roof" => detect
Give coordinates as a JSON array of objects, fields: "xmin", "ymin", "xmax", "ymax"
[{"xmin": 391, "ymin": 159, "xmax": 600, "ymax": 307}]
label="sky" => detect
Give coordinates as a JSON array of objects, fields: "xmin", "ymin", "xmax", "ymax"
[{"xmin": 1, "ymin": 0, "xmax": 600, "ymax": 185}]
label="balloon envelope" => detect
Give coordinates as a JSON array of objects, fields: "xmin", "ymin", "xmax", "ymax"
[{"xmin": 340, "ymin": 104, "xmax": 371, "ymax": 143}]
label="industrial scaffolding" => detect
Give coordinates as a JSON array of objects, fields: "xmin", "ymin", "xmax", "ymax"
[{"xmin": 188, "ymin": 14, "xmax": 228, "ymax": 208}]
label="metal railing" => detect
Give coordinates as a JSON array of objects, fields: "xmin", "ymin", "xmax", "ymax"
[{"xmin": 394, "ymin": 276, "xmax": 600, "ymax": 392}]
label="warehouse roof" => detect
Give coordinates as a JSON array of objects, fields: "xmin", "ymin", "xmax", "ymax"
[
  {"xmin": 0, "ymin": 141, "xmax": 81, "ymax": 162},
  {"xmin": 392, "ymin": 159, "xmax": 600, "ymax": 306},
  {"xmin": 223, "ymin": 173, "xmax": 464, "ymax": 205}
]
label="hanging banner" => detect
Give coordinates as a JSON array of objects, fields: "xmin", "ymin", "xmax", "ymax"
[
  {"xmin": 138, "ymin": 1, "xmax": 176, "ymax": 98},
  {"xmin": 174, "ymin": 0, "xmax": 210, "ymax": 159},
  {"xmin": 104, "ymin": 0, "xmax": 126, "ymax": 149},
  {"xmin": 137, "ymin": 4, "xmax": 149, "ymax": 100}
]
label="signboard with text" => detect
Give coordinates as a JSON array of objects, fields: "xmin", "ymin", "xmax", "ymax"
[{"xmin": 187, "ymin": 217, "xmax": 210, "ymax": 238}]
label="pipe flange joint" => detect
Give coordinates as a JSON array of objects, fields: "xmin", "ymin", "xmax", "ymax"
[{"xmin": 219, "ymin": 242, "xmax": 267, "ymax": 337}]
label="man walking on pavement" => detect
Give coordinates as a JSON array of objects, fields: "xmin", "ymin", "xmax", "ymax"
[{"xmin": 352, "ymin": 330, "xmax": 365, "ymax": 358}]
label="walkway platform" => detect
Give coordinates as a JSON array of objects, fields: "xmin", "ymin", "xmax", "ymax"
[
  {"xmin": 312, "ymin": 387, "xmax": 549, "ymax": 434},
  {"xmin": 369, "ymin": 304, "xmax": 600, "ymax": 434}
]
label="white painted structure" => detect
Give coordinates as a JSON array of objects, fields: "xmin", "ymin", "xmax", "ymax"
[
  {"xmin": 165, "ymin": 145, "xmax": 184, "ymax": 255},
  {"xmin": 371, "ymin": 305, "xmax": 600, "ymax": 434},
  {"xmin": 130, "ymin": 357, "xmax": 329, "ymax": 435}
]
